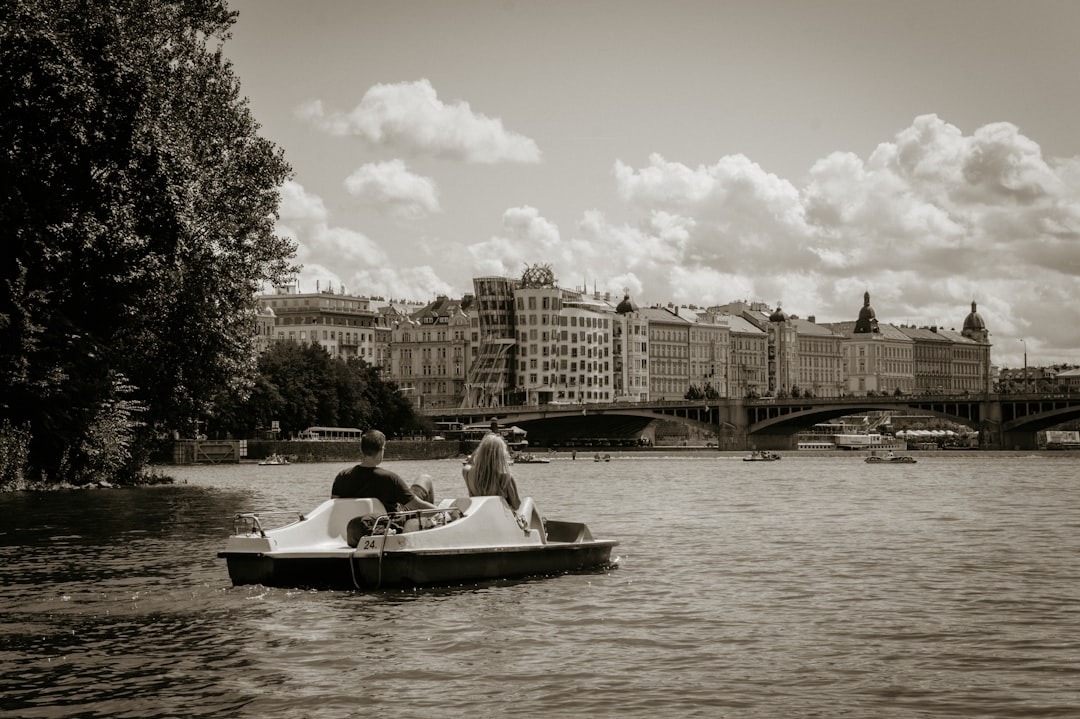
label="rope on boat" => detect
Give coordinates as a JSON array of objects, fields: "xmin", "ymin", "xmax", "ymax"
[
  {"xmin": 346, "ymin": 507, "xmax": 461, "ymax": 591},
  {"xmin": 349, "ymin": 513, "xmax": 394, "ymax": 591}
]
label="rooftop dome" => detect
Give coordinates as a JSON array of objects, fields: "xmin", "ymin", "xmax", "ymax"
[
  {"xmin": 769, "ymin": 304, "xmax": 788, "ymax": 322},
  {"xmin": 615, "ymin": 290, "xmax": 636, "ymax": 315},
  {"xmin": 854, "ymin": 291, "xmax": 878, "ymax": 333},
  {"xmin": 963, "ymin": 301, "xmax": 986, "ymax": 331}
]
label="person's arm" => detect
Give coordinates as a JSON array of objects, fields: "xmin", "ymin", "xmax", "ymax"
[
  {"xmin": 389, "ymin": 471, "xmax": 435, "ymax": 511},
  {"xmin": 502, "ymin": 472, "xmax": 522, "ymax": 511}
]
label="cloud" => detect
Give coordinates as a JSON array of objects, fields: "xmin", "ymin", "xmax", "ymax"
[
  {"xmin": 275, "ymin": 180, "xmax": 455, "ymax": 299},
  {"xmin": 279, "ymin": 114, "xmax": 1080, "ymax": 365},
  {"xmin": 465, "ymin": 206, "xmax": 563, "ymax": 277},
  {"xmin": 297, "ymin": 79, "xmax": 542, "ymax": 163},
  {"xmin": 577, "ymin": 115, "xmax": 1079, "ymax": 363},
  {"xmin": 614, "ymin": 153, "xmax": 815, "ymax": 273},
  {"xmin": 344, "ymin": 160, "xmax": 441, "ymax": 220}
]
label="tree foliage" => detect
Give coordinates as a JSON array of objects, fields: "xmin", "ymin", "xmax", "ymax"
[
  {"xmin": 0, "ymin": 0, "xmax": 295, "ymax": 482},
  {"xmin": 208, "ymin": 342, "xmax": 421, "ymax": 439}
]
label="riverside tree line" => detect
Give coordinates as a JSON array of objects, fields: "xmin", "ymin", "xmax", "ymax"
[{"xmin": 0, "ymin": 1, "xmax": 420, "ymax": 488}]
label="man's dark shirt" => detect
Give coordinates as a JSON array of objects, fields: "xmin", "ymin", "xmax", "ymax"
[{"xmin": 331, "ymin": 465, "xmax": 414, "ymax": 514}]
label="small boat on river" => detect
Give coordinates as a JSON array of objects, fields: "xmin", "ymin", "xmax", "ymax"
[
  {"xmin": 513, "ymin": 452, "xmax": 551, "ymax": 464},
  {"xmin": 743, "ymin": 451, "xmax": 781, "ymax": 462},
  {"xmin": 864, "ymin": 452, "xmax": 917, "ymax": 464},
  {"xmin": 258, "ymin": 453, "xmax": 290, "ymax": 466},
  {"xmin": 218, "ymin": 495, "xmax": 617, "ymax": 590}
]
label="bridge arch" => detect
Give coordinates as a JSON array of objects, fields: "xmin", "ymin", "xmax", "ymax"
[{"xmin": 749, "ymin": 402, "xmax": 981, "ymax": 435}]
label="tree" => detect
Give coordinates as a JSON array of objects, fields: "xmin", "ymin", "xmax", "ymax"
[
  {"xmin": 207, "ymin": 342, "xmax": 422, "ymax": 440},
  {"xmin": 1, "ymin": 1, "xmax": 294, "ymax": 482}
]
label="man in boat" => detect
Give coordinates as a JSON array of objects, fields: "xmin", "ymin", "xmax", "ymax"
[{"xmin": 331, "ymin": 429, "xmax": 436, "ymax": 515}]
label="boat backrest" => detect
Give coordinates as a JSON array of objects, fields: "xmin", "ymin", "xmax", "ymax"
[
  {"xmin": 326, "ymin": 498, "xmax": 388, "ymax": 541},
  {"xmin": 516, "ymin": 496, "xmax": 546, "ymax": 543}
]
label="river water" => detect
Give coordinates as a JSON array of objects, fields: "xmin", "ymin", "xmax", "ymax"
[{"xmin": 1, "ymin": 452, "xmax": 1078, "ymax": 718}]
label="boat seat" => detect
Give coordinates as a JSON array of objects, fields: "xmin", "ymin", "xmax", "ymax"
[{"xmin": 327, "ymin": 498, "xmax": 388, "ymax": 543}]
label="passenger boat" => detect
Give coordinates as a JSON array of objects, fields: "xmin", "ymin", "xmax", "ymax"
[
  {"xmin": 258, "ymin": 453, "xmax": 289, "ymax": 466},
  {"xmin": 218, "ymin": 495, "xmax": 617, "ymax": 590},
  {"xmin": 743, "ymin": 450, "xmax": 781, "ymax": 462},
  {"xmin": 832, "ymin": 433, "xmax": 906, "ymax": 451}
]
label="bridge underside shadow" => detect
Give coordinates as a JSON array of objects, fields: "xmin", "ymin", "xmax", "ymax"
[
  {"xmin": 510, "ymin": 415, "xmax": 654, "ymax": 447},
  {"xmin": 748, "ymin": 404, "xmax": 981, "ymax": 451}
]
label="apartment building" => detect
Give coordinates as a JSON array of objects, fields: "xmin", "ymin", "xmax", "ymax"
[
  {"xmin": 259, "ymin": 285, "xmax": 377, "ymax": 360},
  {"xmin": 390, "ymin": 295, "xmax": 472, "ymax": 409}
]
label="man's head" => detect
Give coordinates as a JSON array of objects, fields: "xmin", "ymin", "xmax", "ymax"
[{"xmin": 360, "ymin": 429, "xmax": 387, "ymax": 459}]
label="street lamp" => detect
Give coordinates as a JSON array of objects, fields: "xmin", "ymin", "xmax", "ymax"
[{"xmin": 1020, "ymin": 338, "xmax": 1028, "ymax": 393}]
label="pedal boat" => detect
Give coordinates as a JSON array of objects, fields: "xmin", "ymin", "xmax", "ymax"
[{"xmin": 218, "ymin": 496, "xmax": 618, "ymax": 590}]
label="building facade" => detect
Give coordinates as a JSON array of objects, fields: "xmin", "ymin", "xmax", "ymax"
[
  {"xmin": 259, "ymin": 285, "xmax": 378, "ymax": 360},
  {"xmin": 254, "ymin": 278, "xmax": 1002, "ymax": 407},
  {"xmin": 389, "ymin": 296, "xmax": 472, "ymax": 409},
  {"xmin": 465, "ymin": 276, "xmax": 520, "ymax": 408}
]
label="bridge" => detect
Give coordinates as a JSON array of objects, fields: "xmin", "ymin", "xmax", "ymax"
[{"xmin": 424, "ymin": 393, "xmax": 1080, "ymax": 451}]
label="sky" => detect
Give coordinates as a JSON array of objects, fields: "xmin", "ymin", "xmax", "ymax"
[{"xmin": 223, "ymin": 0, "xmax": 1080, "ymax": 369}]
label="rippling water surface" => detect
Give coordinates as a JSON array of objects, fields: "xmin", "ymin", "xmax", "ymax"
[{"xmin": 2, "ymin": 452, "xmax": 1078, "ymax": 718}]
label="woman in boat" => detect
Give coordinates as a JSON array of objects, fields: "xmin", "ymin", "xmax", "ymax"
[{"xmin": 462, "ymin": 433, "xmax": 522, "ymax": 511}]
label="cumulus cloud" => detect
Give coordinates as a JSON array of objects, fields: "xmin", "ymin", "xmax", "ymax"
[
  {"xmin": 279, "ymin": 114, "xmax": 1079, "ymax": 365},
  {"xmin": 577, "ymin": 115, "xmax": 1079, "ymax": 364},
  {"xmin": 465, "ymin": 206, "xmax": 563, "ymax": 277},
  {"xmin": 344, "ymin": 160, "xmax": 441, "ymax": 220},
  {"xmin": 297, "ymin": 79, "xmax": 542, "ymax": 163},
  {"xmin": 276, "ymin": 180, "xmax": 455, "ymax": 299}
]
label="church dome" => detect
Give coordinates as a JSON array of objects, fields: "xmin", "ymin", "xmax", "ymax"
[
  {"xmin": 963, "ymin": 301, "xmax": 986, "ymax": 331},
  {"xmin": 615, "ymin": 291, "xmax": 636, "ymax": 315},
  {"xmin": 769, "ymin": 305, "xmax": 788, "ymax": 322},
  {"xmin": 854, "ymin": 291, "xmax": 877, "ymax": 333}
]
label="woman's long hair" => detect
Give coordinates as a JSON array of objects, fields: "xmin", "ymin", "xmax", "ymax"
[{"xmin": 469, "ymin": 433, "xmax": 512, "ymax": 496}]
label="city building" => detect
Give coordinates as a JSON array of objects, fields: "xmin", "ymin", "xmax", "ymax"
[
  {"xmin": 789, "ymin": 316, "xmax": 846, "ymax": 398},
  {"xmin": 254, "ymin": 302, "xmax": 275, "ymax": 354},
  {"xmin": 638, "ymin": 305, "xmax": 693, "ymax": 400},
  {"xmin": 727, "ymin": 314, "xmax": 768, "ymax": 397},
  {"xmin": 823, "ymin": 292, "xmax": 915, "ymax": 395},
  {"xmin": 688, "ymin": 308, "xmax": 731, "ymax": 398},
  {"xmin": 554, "ymin": 290, "xmax": 616, "ymax": 404},
  {"xmin": 613, "ymin": 292, "xmax": 650, "ymax": 402},
  {"xmin": 465, "ymin": 276, "xmax": 520, "ymax": 407},
  {"xmin": 259, "ymin": 284, "xmax": 377, "ymax": 360},
  {"xmin": 390, "ymin": 295, "xmax": 472, "ymax": 409},
  {"xmin": 895, "ymin": 325, "xmax": 953, "ymax": 394},
  {"xmin": 252, "ymin": 274, "xmax": 1007, "ymax": 409}
]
